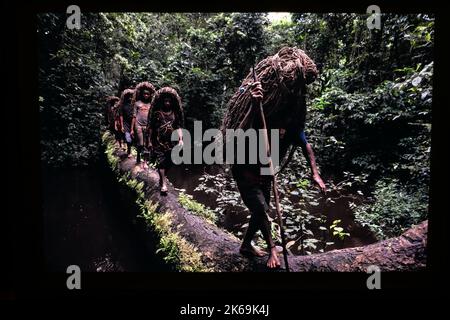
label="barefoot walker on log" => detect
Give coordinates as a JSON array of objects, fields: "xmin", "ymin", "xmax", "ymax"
[
  {"xmin": 147, "ymin": 87, "xmax": 184, "ymax": 193},
  {"xmin": 222, "ymin": 47, "xmax": 327, "ymax": 269},
  {"xmin": 132, "ymin": 82, "xmax": 156, "ymax": 167},
  {"xmin": 104, "ymin": 95, "xmax": 121, "ymax": 147},
  {"xmin": 118, "ymin": 88, "xmax": 136, "ymax": 158}
]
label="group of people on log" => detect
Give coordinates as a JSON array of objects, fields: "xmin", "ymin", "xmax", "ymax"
[
  {"xmin": 103, "ymin": 47, "xmax": 326, "ymax": 269},
  {"xmin": 104, "ymin": 84, "xmax": 183, "ymax": 193}
]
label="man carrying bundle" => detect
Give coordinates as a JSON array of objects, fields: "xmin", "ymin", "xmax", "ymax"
[{"xmin": 222, "ymin": 47, "xmax": 326, "ymax": 269}]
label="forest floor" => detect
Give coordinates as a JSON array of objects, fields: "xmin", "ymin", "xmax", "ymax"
[{"xmin": 167, "ymin": 163, "xmax": 378, "ymax": 256}]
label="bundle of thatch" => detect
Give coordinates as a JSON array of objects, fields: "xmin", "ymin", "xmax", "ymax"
[
  {"xmin": 221, "ymin": 47, "xmax": 318, "ymax": 132},
  {"xmin": 131, "ymin": 81, "xmax": 156, "ymax": 106},
  {"xmin": 118, "ymin": 88, "xmax": 136, "ymax": 108},
  {"xmin": 151, "ymin": 87, "xmax": 184, "ymax": 127}
]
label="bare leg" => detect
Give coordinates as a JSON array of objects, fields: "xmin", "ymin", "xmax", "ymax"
[
  {"xmin": 233, "ymin": 174, "xmax": 272, "ymax": 259},
  {"xmin": 259, "ymin": 213, "xmax": 281, "ymax": 268},
  {"xmin": 142, "ymin": 148, "xmax": 149, "ymax": 169},
  {"xmin": 159, "ymin": 168, "xmax": 167, "ymax": 192},
  {"xmin": 240, "ymin": 214, "xmax": 266, "ymax": 257},
  {"xmin": 136, "ymin": 146, "xmax": 143, "ymax": 164},
  {"xmin": 127, "ymin": 143, "xmax": 132, "ymax": 157}
]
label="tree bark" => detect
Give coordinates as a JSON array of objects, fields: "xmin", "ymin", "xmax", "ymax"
[{"xmin": 106, "ymin": 136, "xmax": 427, "ymax": 272}]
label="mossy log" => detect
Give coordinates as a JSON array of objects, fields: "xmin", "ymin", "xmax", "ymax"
[{"xmin": 102, "ymin": 132, "xmax": 427, "ymax": 272}]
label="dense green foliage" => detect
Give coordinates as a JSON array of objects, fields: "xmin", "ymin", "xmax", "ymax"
[
  {"xmin": 39, "ymin": 13, "xmax": 270, "ymax": 167},
  {"xmin": 39, "ymin": 12, "xmax": 432, "ymax": 242},
  {"xmin": 353, "ymin": 178, "xmax": 428, "ymax": 239}
]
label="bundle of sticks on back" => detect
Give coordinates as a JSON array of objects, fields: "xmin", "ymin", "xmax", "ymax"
[{"xmin": 222, "ymin": 46, "xmax": 318, "ymax": 132}]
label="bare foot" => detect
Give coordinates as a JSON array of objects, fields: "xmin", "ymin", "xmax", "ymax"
[
  {"xmin": 267, "ymin": 247, "xmax": 281, "ymax": 269},
  {"xmin": 160, "ymin": 183, "xmax": 168, "ymax": 193},
  {"xmin": 239, "ymin": 244, "xmax": 266, "ymax": 257}
]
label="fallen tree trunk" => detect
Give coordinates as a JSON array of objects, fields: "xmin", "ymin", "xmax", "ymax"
[
  {"xmin": 103, "ymin": 132, "xmax": 427, "ymax": 272},
  {"xmin": 289, "ymin": 221, "xmax": 427, "ymax": 271}
]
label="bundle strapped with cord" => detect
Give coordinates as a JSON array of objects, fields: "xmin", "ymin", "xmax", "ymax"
[{"xmin": 222, "ymin": 47, "xmax": 318, "ymax": 133}]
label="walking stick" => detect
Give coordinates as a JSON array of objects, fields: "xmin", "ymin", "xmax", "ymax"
[{"xmin": 251, "ymin": 65, "xmax": 290, "ymax": 272}]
